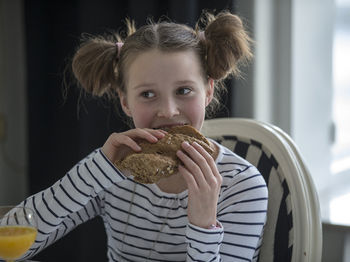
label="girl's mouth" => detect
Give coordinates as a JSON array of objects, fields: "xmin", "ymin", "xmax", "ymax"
[{"xmin": 154, "ymin": 123, "xmax": 188, "ymax": 129}]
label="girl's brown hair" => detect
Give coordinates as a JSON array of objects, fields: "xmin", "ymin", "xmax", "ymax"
[{"xmin": 71, "ymin": 10, "xmax": 253, "ymax": 117}]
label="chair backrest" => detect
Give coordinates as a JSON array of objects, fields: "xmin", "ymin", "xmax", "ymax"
[{"xmin": 202, "ymin": 118, "xmax": 322, "ymax": 262}]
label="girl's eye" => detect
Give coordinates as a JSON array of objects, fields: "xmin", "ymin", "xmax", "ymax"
[
  {"xmin": 176, "ymin": 87, "xmax": 191, "ymax": 95},
  {"xmin": 141, "ymin": 91, "xmax": 155, "ymax": 98}
]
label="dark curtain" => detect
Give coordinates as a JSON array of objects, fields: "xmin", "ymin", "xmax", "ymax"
[{"xmin": 25, "ymin": 0, "xmax": 236, "ymax": 261}]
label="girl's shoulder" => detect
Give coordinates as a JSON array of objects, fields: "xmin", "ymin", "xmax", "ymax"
[
  {"xmin": 211, "ymin": 139, "xmax": 265, "ymax": 185},
  {"xmin": 211, "ymin": 139, "xmax": 254, "ymax": 169}
]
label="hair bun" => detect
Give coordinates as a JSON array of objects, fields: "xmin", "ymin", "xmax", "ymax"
[
  {"xmin": 72, "ymin": 36, "xmax": 118, "ymax": 97},
  {"xmin": 204, "ymin": 11, "xmax": 253, "ymax": 80}
]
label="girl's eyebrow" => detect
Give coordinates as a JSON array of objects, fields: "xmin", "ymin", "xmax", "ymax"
[
  {"xmin": 174, "ymin": 80, "xmax": 196, "ymax": 85},
  {"xmin": 132, "ymin": 80, "xmax": 196, "ymax": 90},
  {"xmin": 132, "ymin": 83, "xmax": 156, "ymax": 90}
]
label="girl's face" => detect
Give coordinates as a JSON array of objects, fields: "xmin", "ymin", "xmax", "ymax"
[{"xmin": 119, "ymin": 49, "xmax": 214, "ymax": 131}]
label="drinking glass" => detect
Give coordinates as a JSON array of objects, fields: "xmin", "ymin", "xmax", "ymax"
[{"xmin": 0, "ymin": 206, "xmax": 37, "ymax": 262}]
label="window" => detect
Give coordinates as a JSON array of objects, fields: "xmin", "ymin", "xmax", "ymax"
[{"xmin": 329, "ymin": 0, "xmax": 350, "ymax": 225}]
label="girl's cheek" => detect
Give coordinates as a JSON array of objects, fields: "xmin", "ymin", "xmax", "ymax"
[{"xmin": 132, "ymin": 106, "xmax": 154, "ymax": 128}]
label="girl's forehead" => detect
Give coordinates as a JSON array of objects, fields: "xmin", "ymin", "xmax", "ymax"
[
  {"xmin": 132, "ymin": 49, "xmax": 199, "ymax": 66},
  {"xmin": 125, "ymin": 49, "xmax": 205, "ymax": 88},
  {"xmin": 130, "ymin": 49, "xmax": 198, "ymax": 64},
  {"xmin": 127, "ymin": 49, "xmax": 203, "ymax": 74}
]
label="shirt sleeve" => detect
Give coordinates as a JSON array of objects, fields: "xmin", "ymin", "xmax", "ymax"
[
  {"xmin": 185, "ymin": 222, "xmax": 224, "ymax": 261},
  {"xmin": 17, "ymin": 149, "xmax": 126, "ymax": 260},
  {"xmin": 218, "ymin": 164, "xmax": 268, "ymax": 261},
  {"xmin": 185, "ymin": 156, "xmax": 268, "ymax": 261}
]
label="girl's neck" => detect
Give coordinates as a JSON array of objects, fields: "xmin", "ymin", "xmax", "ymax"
[{"xmin": 156, "ymin": 173, "xmax": 187, "ymax": 194}]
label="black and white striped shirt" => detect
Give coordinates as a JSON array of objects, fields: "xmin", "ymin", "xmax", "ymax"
[{"xmin": 18, "ymin": 141, "xmax": 268, "ymax": 261}]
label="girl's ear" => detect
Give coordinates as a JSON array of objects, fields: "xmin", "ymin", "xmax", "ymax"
[
  {"xmin": 117, "ymin": 90, "xmax": 132, "ymax": 117},
  {"xmin": 205, "ymin": 78, "xmax": 214, "ymax": 107}
]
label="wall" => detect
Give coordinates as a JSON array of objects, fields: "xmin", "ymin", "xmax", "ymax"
[
  {"xmin": 291, "ymin": 0, "xmax": 334, "ymax": 199},
  {"xmin": 231, "ymin": 0, "xmax": 255, "ymax": 118},
  {"xmin": 323, "ymin": 223, "xmax": 350, "ymax": 262},
  {"xmin": 0, "ymin": 0, "xmax": 28, "ymax": 205},
  {"xmin": 253, "ymin": 0, "xmax": 334, "ymax": 203},
  {"xmin": 252, "ymin": 1, "xmax": 344, "ymax": 261}
]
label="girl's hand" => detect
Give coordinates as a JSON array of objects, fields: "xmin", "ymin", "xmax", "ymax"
[
  {"xmin": 101, "ymin": 128, "xmax": 166, "ymax": 164},
  {"xmin": 176, "ymin": 141, "xmax": 222, "ymax": 229}
]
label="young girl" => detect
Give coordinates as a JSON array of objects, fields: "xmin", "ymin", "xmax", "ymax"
[{"xmin": 14, "ymin": 11, "xmax": 267, "ymax": 261}]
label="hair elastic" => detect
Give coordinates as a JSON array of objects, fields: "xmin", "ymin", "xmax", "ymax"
[
  {"xmin": 198, "ymin": 31, "xmax": 206, "ymax": 41},
  {"xmin": 116, "ymin": 42, "xmax": 124, "ymax": 57}
]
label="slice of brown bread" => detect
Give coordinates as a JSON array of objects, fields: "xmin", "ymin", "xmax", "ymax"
[{"xmin": 115, "ymin": 125, "xmax": 214, "ymax": 184}]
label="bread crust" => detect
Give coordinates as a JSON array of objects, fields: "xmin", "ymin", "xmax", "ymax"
[{"xmin": 115, "ymin": 125, "xmax": 214, "ymax": 184}]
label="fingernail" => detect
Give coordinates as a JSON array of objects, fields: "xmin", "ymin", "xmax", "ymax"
[{"xmin": 182, "ymin": 141, "xmax": 190, "ymax": 147}]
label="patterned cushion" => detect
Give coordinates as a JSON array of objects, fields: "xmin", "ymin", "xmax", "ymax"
[{"xmin": 211, "ymin": 135, "xmax": 293, "ymax": 262}]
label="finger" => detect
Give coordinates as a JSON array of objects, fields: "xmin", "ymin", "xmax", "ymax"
[
  {"xmin": 191, "ymin": 142, "xmax": 221, "ymax": 183},
  {"xmin": 180, "ymin": 142, "xmax": 215, "ymax": 182},
  {"xmin": 178, "ymin": 164, "xmax": 199, "ymax": 191},
  {"xmin": 145, "ymin": 128, "xmax": 167, "ymax": 139},
  {"xmin": 111, "ymin": 133, "xmax": 141, "ymax": 152},
  {"xmin": 154, "ymin": 129, "xmax": 168, "ymax": 135},
  {"xmin": 192, "ymin": 141, "xmax": 214, "ymax": 161},
  {"xmin": 128, "ymin": 128, "xmax": 162, "ymax": 143},
  {"xmin": 176, "ymin": 148, "xmax": 208, "ymax": 188}
]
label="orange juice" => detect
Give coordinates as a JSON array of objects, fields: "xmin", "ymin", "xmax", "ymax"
[{"xmin": 0, "ymin": 226, "xmax": 37, "ymax": 260}]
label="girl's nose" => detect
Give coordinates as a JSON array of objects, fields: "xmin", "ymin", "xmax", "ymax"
[{"xmin": 157, "ymin": 98, "xmax": 180, "ymax": 118}]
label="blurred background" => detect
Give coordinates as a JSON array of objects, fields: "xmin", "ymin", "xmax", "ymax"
[{"xmin": 0, "ymin": 0, "xmax": 349, "ymax": 261}]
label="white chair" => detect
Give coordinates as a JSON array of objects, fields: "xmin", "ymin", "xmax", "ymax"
[{"xmin": 202, "ymin": 117, "xmax": 322, "ymax": 262}]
